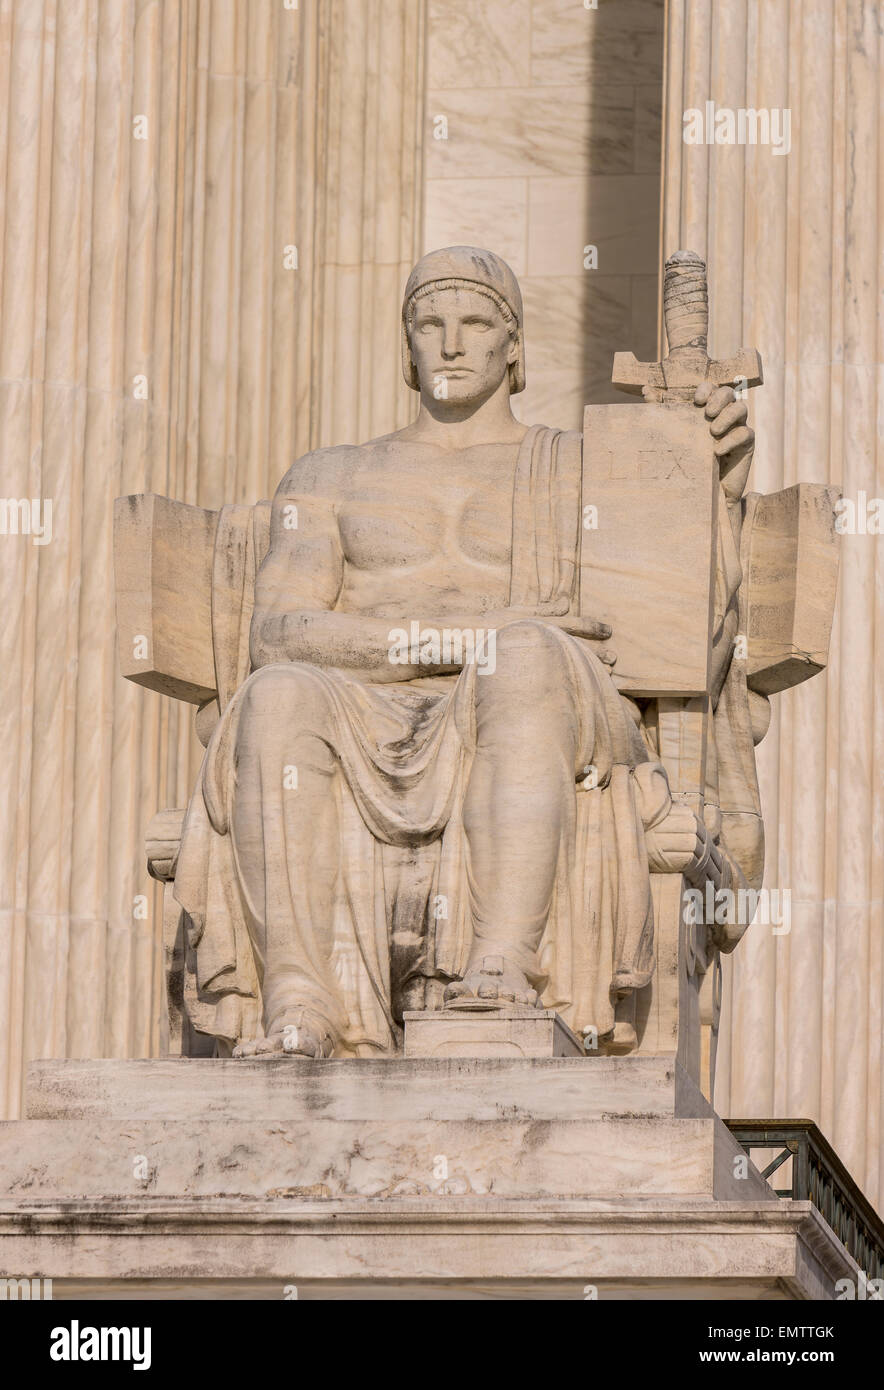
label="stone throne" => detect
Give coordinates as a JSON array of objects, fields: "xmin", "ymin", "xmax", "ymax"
[{"xmin": 114, "ymin": 252, "xmax": 840, "ymax": 1107}]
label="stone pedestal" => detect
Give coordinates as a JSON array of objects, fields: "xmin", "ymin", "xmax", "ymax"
[
  {"xmin": 0, "ymin": 1057, "xmax": 856, "ymax": 1299},
  {"xmin": 403, "ymin": 1006, "xmax": 585, "ymax": 1058}
]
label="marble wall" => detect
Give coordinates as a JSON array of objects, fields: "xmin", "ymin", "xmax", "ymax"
[{"xmin": 423, "ymin": 0, "xmax": 665, "ymax": 428}]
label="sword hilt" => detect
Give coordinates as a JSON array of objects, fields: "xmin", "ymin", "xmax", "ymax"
[
  {"xmin": 611, "ymin": 249, "xmax": 762, "ymax": 400},
  {"xmin": 664, "ymin": 250, "xmax": 708, "ymax": 359}
]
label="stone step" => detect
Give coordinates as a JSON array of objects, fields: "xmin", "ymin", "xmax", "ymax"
[
  {"xmin": 0, "ymin": 1110, "xmax": 772, "ymax": 1202},
  {"xmin": 25, "ymin": 1054, "xmax": 709, "ymax": 1124},
  {"xmin": 0, "ymin": 1195, "xmax": 851, "ymax": 1300}
]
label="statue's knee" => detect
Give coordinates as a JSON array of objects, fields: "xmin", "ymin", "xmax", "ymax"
[
  {"xmin": 241, "ymin": 664, "xmax": 333, "ymax": 731},
  {"xmin": 488, "ymin": 619, "xmax": 566, "ymax": 685}
]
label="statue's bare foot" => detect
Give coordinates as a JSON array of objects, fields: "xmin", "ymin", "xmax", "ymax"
[
  {"xmin": 233, "ymin": 1011, "xmax": 335, "ymax": 1059},
  {"xmin": 444, "ymin": 954, "xmax": 540, "ymax": 1008}
]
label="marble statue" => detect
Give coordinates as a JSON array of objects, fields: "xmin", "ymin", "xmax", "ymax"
[{"xmin": 162, "ymin": 246, "xmax": 767, "ymax": 1061}]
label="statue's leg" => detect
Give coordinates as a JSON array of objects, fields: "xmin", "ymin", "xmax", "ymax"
[
  {"xmin": 449, "ymin": 620, "xmax": 588, "ymax": 1006},
  {"xmin": 226, "ymin": 664, "xmax": 347, "ymax": 1059}
]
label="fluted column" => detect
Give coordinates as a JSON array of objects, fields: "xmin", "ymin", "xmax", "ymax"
[
  {"xmin": 0, "ymin": 0, "xmax": 426, "ymax": 1118},
  {"xmin": 0, "ymin": 0, "xmax": 191, "ymax": 1116},
  {"xmin": 662, "ymin": 0, "xmax": 883, "ymax": 1204},
  {"xmin": 300, "ymin": 0, "xmax": 426, "ymax": 448}
]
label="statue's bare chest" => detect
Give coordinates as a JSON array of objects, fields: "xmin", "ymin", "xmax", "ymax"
[{"xmin": 336, "ymin": 445, "xmax": 517, "ymax": 572}]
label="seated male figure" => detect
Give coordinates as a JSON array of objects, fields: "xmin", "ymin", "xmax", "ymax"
[{"xmin": 174, "ymin": 247, "xmax": 750, "ymax": 1059}]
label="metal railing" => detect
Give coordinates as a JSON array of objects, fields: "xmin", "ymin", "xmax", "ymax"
[{"xmin": 727, "ymin": 1119, "xmax": 884, "ymax": 1281}]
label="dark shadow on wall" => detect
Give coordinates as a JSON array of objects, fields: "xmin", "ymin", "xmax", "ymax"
[{"xmin": 580, "ymin": 0, "xmax": 664, "ymax": 404}]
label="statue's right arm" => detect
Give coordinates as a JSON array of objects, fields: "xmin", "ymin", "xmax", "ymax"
[
  {"xmin": 248, "ymin": 459, "xmax": 424, "ymax": 680},
  {"xmin": 249, "ymin": 455, "xmax": 613, "ymax": 677}
]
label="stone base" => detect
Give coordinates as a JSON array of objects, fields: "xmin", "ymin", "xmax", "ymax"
[
  {"xmin": 0, "ymin": 1057, "xmax": 858, "ymax": 1299},
  {"xmin": 403, "ymin": 1005, "xmax": 584, "ymax": 1057}
]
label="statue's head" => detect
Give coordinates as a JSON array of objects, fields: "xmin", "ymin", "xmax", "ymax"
[{"xmin": 401, "ymin": 246, "xmax": 525, "ymax": 402}]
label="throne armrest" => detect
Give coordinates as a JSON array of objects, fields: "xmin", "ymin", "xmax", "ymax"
[
  {"xmin": 742, "ymin": 483, "xmax": 840, "ymax": 695},
  {"xmin": 146, "ymin": 807, "xmax": 186, "ymax": 882},
  {"xmin": 114, "ymin": 493, "xmax": 273, "ymax": 708},
  {"xmin": 114, "ymin": 494, "xmax": 219, "ymax": 703}
]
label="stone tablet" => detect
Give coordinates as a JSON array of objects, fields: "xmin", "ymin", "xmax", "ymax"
[{"xmin": 579, "ymin": 403, "xmax": 717, "ymax": 696}]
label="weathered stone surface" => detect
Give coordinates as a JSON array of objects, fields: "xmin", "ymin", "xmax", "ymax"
[
  {"xmin": 25, "ymin": 1055, "xmax": 708, "ymax": 1123},
  {"xmin": 2, "ymin": 1057, "xmax": 770, "ymax": 1202},
  {"xmin": 0, "ymin": 1113, "xmax": 763, "ymax": 1201},
  {"xmin": 0, "ymin": 1198, "xmax": 853, "ymax": 1300},
  {"xmin": 0, "ymin": 1059, "xmax": 857, "ymax": 1299}
]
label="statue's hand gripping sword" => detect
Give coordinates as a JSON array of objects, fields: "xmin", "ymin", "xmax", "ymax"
[{"xmin": 612, "ymin": 250, "xmax": 762, "ymax": 404}]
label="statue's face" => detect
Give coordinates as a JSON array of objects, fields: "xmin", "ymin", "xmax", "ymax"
[{"xmin": 407, "ymin": 287, "xmax": 517, "ymax": 403}]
